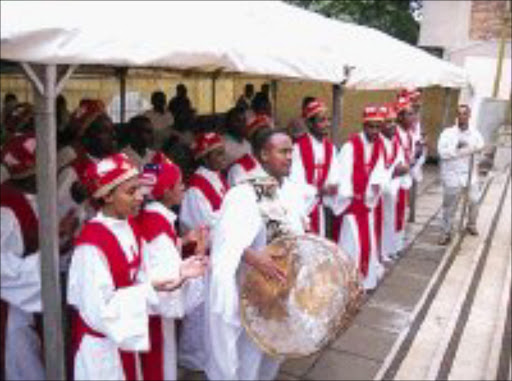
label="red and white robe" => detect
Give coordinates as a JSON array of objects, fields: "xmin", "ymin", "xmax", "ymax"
[
  {"xmin": 379, "ymin": 133, "xmax": 407, "ymax": 261},
  {"xmin": 334, "ymin": 133, "xmax": 388, "ymax": 290},
  {"xmin": 395, "ymin": 126, "xmax": 414, "ymax": 252},
  {"xmin": 0, "ymin": 184, "xmax": 44, "ymax": 381},
  {"xmin": 289, "ymin": 133, "xmax": 338, "ymax": 237},
  {"xmin": 137, "ymin": 202, "xmax": 204, "ymax": 380},
  {"xmin": 178, "ymin": 166, "xmax": 228, "ymax": 371},
  {"xmin": 227, "ymin": 153, "xmax": 265, "ymax": 187},
  {"xmin": 68, "ymin": 213, "xmax": 161, "ymax": 380}
]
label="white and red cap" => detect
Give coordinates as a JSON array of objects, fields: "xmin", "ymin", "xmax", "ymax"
[
  {"xmin": 69, "ymin": 99, "xmax": 107, "ymax": 137},
  {"xmin": 378, "ymin": 104, "xmax": 397, "ymax": 121},
  {"xmin": 140, "ymin": 152, "xmax": 182, "ymax": 199},
  {"xmin": 302, "ymin": 99, "xmax": 327, "ymax": 119},
  {"xmin": 1, "ymin": 132, "xmax": 37, "ymax": 179},
  {"xmin": 363, "ymin": 104, "xmax": 385, "ymax": 122},
  {"xmin": 192, "ymin": 132, "xmax": 224, "ymax": 160},
  {"xmin": 245, "ymin": 114, "xmax": 273, "ymax": 138},
  {"xmin": 84, "ymin": 153, "xmax": 139, "ymax": 199},
  {"xmin": 395, "ymin": 95, "xmax": 413, "ymax": 113}
]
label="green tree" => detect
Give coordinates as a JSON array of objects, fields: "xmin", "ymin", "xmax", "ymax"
[{"xmin": 284, "ymin": 0, "xmax": 422, "ymax": 45}]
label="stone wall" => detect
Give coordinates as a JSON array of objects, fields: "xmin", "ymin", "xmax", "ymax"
[{"xmin": 469, "ymin": 0, "xmax": 511, "ymax": 41}]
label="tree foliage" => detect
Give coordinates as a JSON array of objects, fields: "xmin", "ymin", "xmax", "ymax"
[{"xmin": 284, "ymin": 0, "xmax": 422, "ymax": 45}]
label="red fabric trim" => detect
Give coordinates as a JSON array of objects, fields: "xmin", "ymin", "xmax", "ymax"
[
  {"xmin": 396, "ymin": 188, "xmax": 409, "ymax": 232},
  {"xmin": 396, "ymin": 129, "xmax": 412, "ymax": 165},
  {"xmin": 297, "ymin": 134, "xmax": 334, "ymax": 234},
  {"xmin": 188, "ymin": 172, "xmax": 227, "ymax": 211},
  {"xmin": 72, "ymin": 220, "xmax": 144, "ymax": 381},
  {"xmin": 0, "ymin": 183, "xmax": 39, "ymax": 255},
  {"xmin": 342, "ymin": 202, "xmax": 371, "ymax": 277},
  {"xmin": 137, "ymin": 209, "xmax": 178, "ymax": 244},
  {"xmin": 234, "ymin": 153, "xmax": 257, "ymax": 172},
  {"xmin": 70, "ymin": 155, "xmax": 94, "ymax": 186},
  {"xmin": 140, "ymin": 316, "xmax": 164, "ymax": 381}
]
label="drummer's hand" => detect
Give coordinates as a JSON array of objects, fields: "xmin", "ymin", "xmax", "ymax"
[
  {"xmin": 181, "ymin": 226, "xmax": 209, "ymax": 256},
  {"xmin": 244, "ymin": 248, "xmax": 287, "ymax": 285}
]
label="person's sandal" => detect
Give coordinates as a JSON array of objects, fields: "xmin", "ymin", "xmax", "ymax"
[{"xmin": 466, "ymin": 226, "xmax": 479, "ymax": 236}]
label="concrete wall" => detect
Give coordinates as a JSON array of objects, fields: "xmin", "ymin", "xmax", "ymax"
[{"xmin": 474, "ymin": 97, "xmax": 510, "ymax": 144}]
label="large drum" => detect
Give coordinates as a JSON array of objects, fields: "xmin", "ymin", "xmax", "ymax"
[{"xmin": 240, "ymin": 234, "xmax": 364, "ymax": 359}]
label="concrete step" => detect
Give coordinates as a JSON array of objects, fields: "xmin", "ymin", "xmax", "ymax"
[{"xmin": 378, "ymin": 169, "xmax": 510, "ymax": 380}]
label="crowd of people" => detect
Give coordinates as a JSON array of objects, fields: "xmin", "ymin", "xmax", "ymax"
[{"xmin": 0, "ymin": 82, "xmax": 484, "ymax": 381}]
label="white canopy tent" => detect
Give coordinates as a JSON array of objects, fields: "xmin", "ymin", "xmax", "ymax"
[
  {"xmin": 0, "ymin": 2, "xmax": 469, "ymax": 379},
  {"xmin": 1, "ymin": 0, "xmax": 469, "ymax": 89}
]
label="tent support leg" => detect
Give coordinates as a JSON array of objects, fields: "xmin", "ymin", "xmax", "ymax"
[
  {"xmin": 332, "ymin": 83, "xmax": 343, "ymax": 146},
  {"xmin": 22, "ymin": 63, "xmax": 66, "ymax": 381},
  {"xmin": 117, "ymin": 67, "xmax": 128, "ymax": 124},
  {"xmin": 271, "ymin": 79, "xmax": 278, "ymax": 120}
]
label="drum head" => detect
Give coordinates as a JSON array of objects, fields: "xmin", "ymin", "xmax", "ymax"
[{"xmin": 240, "ymin": 234, "xmax": 363, "ymax": 359}]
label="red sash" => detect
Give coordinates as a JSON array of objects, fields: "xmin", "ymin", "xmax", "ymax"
[
  {"xmin": 0, "ymin": 184, "xmax": 43, "ymax": 380},
  {"xmin": 71, "ymin": 218, "xmax": 164, "ymax": 381},
  {"xmin": 70, "ymin": 155, "xmax": 94, "ymax": 186},
  {"xmin": 188, "ymin": 172, "xmax": 228, "ymax": 212},
  {"xmin": 0, "ymin": 183, "xmax": 39, "ymax": 256},
  {"xmin": 396, "ymin": 128, "xmax": 413, "ymax": 165},
  {"xmin": 233, "ymin": 153, "xmax": 257, "ymax": 173},
  {"xmin": 396, "ymin": 188, "xmax": 409, "ymax": 233},
  {"xmin": 137, "ymin": 209, "xmax": 178, "ymax": 245},
  {"xmin": 336, "ymin": 134, "xmax": 382, "ymax": 277},
  {"xmin": 296, "ymin": 134, "xmax": 334, "ymax": 234}
]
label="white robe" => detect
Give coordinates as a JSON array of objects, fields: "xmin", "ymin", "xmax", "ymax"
[
  {"xmin": 288, "ymin": 133, "xmax": 339, "ymax": 237},
  {"xmin": 380, "ymin": 135, "xmax": 407, "ymax": 260},
  {"xmin": 205, "ymin": 177, "xmax": 314, "ymax": 381},
  {"xmin": 178, "ymin": 166, "xmax": 226, "ymax": 371},
  {"xmin": 142, "ymin": 202, "xmax": 204, "ymax": 380},
  {"xmin": 223, "ymin": 134, "xmax": 252, "ymax": 168},
  {"xmin": 227, "ymin": 155, "xmax": 267, "ymax": 187},
  {"xmin": 334, "ymin": 133, "xmax": 389, "ymax": 290},
  {"xmin": 67, "ymin": 212, "xmax": 159, "ymax": 381},
  {"xmin": 1, "ymin": 193, "xmax": 44, "ymax": 381},
  {"xmin": 179, "ymin": 166, "xmax": 226, "ymax": 232}
]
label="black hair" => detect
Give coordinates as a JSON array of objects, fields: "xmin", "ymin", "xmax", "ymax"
[
  {"xmin": 4, "ymin": 93, "xmax": 17, "ymax": 103},
  {"xmin": 151, "ymin": 91, "xmax": 166, "ymax": 105},
  {"xmin": 252, "ymin": 127, "xmax": 290, "ymax": 157},
  {"xmin": 302, "ymin": 96, "xmax": 316, "ymax": 110},
  {"xmin": 251, "ymin": 92, "xmax": 270, "ymax": 113}
]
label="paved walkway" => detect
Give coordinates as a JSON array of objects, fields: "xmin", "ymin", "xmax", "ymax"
[{"xmin": 278, "ymin": 128, "xmax": 511, "ymax": 381}]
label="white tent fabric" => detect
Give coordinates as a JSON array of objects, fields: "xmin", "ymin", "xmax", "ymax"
[{"xmin": 0, "ymin": 0, "xmax": 469, "ymax": 89}]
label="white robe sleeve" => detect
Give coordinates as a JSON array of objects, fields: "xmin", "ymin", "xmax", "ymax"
[
  {"xmin": 288, "ymin": 144, "xmax": 308, "ymax": 186},
  {"xmin": 366, "ymin": 154, "xmax": 389, "ymax": 208},
  {"xmin": 322, "ymin": 147, "xmax": 340, "ymax": 210},
  {"xmin": 67, "ymin": 244, "xmax": 158, "ymax": 352},
  {"xmin": 226, "ymin": 163, "xmax": 242, "ymax": 187},
  {"xmin": 209, "ymin": 185, "xmax": 262, "ymax": 324},
  {"xmin": 180, "ymin": 188, "xmax": 217, "ymax": 231},
  {"xmin": 143, "ymin": 234, "xmax": 185, "ymax": 319},
  {"xmin": 331, "ymin": 142, "xmax": 354, "ymax": 215},
  {"xmin": 0, "ymin": 207, "xmax": 42, "ymax": 313}
]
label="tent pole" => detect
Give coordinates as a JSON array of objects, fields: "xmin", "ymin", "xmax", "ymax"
[
  {"xmin": 118, "ymin": 67, "xmax": 128, "ymax": 124},
  {"xmin": 271, "ymin": 79, "xmax": 278, "ymax": 121},
  {"xmin": 28, "ymin": 63, "xmax": 66, "ymax": 381},
  {"xmin": 332, "ymin": 83, "xmax": 343, "ymax": 146}
]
